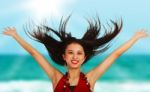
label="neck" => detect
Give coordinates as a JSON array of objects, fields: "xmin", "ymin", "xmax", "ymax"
[{"xmin": 67, "ymin": 68, "xmax": 80, "ymax": 79}]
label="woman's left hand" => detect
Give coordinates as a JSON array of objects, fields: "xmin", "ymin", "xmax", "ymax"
[{"xmin": 134, "ymin": 30, "xmax": 149, "ymax": 40}]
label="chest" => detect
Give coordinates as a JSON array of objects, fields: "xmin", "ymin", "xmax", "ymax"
[{"xmin": 54, "ymin": 73, "xmax": 92, "ymax": 92}]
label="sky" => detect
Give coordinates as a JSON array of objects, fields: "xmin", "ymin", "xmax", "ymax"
[{"xmin": 0, "ymin": 0, "xmax": 150, "ymax": 55}]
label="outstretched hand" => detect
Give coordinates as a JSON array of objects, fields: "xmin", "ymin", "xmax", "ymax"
[
  {"xmin": 2, "ymin": 27, "xmax": 17, "ymax": 37},
  {"xmin": 134, "ymin": 30, "xmax": 149, "ymax": 39}
]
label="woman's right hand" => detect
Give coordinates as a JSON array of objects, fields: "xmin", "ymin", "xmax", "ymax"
[{"xmin": 3, "ymin": 27, "xmax": 17, "ymax": 37}]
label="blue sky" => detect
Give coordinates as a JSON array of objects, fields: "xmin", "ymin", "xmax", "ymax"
[{"xmin": 0, "ymin": 0, "xmax": 150, "ymax": 55}]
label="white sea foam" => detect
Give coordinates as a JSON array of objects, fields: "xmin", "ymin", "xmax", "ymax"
[
  {"xmin": 0, "ymin": 80, "xmax": 51, "ymax": 92},
  {"xmin": 0, "ymin": 80, "xmax": 150, "ymax": 92},
  {"xmin": 95, "ymin": 81, "xmax": 150, "ymax": 92}
]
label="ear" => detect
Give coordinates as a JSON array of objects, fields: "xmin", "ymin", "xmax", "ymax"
[
  {"xmin": 83, "ymin": 56, "xmax": 87, "ymax": 61},
  {"xmin": 62, "ymin": 54, "xmax": 65, "ymax": 60}
]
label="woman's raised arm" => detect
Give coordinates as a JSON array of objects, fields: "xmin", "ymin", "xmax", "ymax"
[
  {"xmin": 2, "ymin": 27, "xmax": 62, "ymax": 80},
  {"xmin": 87, "ymin": 30, "xmax": 149, "ymax": 84}
]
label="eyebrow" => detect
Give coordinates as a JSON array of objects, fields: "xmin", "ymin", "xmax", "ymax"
[
  {"xmin": 67, "ymin": 50, "xmax": 73, "ymax": 51},
  {"xmin": 67, "ymin": 50, "xmax": 83, "ymax": 52}
]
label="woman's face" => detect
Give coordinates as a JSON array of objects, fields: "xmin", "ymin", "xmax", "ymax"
[{"xmin": 63, "ymin": 43, "xmax": 86, "ymax": 69}]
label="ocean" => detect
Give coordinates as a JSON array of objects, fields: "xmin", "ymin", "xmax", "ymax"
[{"xmin": 0, "ymin": 54, "xmax": 150, "ymax": 92}]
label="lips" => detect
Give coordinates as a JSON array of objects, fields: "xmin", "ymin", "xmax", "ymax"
[{"xmin": 71, "ymin": 60, "xmax": 79, "ymax": 64}]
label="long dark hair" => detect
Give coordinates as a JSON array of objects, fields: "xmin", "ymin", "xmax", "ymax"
[{"xmin": 25, "ymin": 16, "xmax": 123, "ymax": 66}]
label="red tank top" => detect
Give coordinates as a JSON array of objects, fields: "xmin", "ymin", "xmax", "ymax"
[{"xmin": 54, "ymin": 72, "xmax": 92, "ymax": 92}]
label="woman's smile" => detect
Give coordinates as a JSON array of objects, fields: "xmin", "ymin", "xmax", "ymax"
[{"xmin": 71, "ymin": 60, "xmax": 79, "ymax": 64}]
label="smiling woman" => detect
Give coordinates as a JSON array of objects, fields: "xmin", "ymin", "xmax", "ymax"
[{"xmin": 2, "ymin": 15, "xmax": 149, "ymax": 92}]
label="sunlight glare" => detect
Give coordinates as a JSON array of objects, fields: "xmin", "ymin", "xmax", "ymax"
[{"xmin": 26, "ymin": 0, "xmax": 65, "ymax": 20}]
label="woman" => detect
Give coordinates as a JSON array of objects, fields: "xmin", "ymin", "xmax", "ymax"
[{"xmin": 3, "ymin": 17, "xmax": 149, "ymax": 92}]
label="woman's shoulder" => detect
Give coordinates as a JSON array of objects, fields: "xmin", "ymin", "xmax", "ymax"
[
  {"xmin": 52, "ymin": 70, "xmax": 64, "ymax": 89},
  {"xmin": 54, "ymin": 70, "xmax": 64, "ymax": 82},
  {"xmin": 85, "ymin": 71, "xmax": 96, "ymax": 91}
]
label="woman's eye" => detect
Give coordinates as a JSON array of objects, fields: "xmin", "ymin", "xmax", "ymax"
[
  {"xmin": 68, "ymin": 52, "xmax": 73, "ymax": 54},
  {"xmin": 78, "ymin": 52, "xmax": 82, "ymax": 55}
]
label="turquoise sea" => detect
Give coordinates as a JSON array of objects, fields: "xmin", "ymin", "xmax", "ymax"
[{"xmin": 0, "ymin": 54, "xmax": 150, "ymax": 92}]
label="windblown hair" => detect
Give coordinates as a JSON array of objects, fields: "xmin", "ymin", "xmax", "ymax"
[{"xmin": 26, "ymin": 16, "xmax": 122, "ymax": 66}]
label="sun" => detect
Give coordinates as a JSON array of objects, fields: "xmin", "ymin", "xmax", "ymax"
[{"xmin": 25, "ymin": 0, "xmax": 65, "ymax": 21}]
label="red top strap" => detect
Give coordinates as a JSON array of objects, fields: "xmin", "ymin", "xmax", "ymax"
[{"xmin": 54, "ymin": 72, "xmax": 91, "ymax": 92}]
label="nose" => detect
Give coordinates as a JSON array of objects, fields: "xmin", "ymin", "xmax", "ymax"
[{"xmin": 72, "ymin": 54, "xmax": 78, "ymax": 59}]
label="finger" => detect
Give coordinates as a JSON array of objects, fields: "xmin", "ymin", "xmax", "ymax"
[
  {"xmin": 143, "ymin": 33, "xmax": 149, "ymax": 37},
  {"xmin": 139, "ymin": 29, "xmax": 146, "ymax": 33},
  {"xmin": 143, "ymin": 30, "xmax": 147, "ymax": 33},
  {"xmin": 3, "ymin": 27, "xmax": 10, "ymax": 32},
  {"xmin": 5, "ymin": 27, "xmax": 11, "ymax": 31},
  {"xmin": 4, "ymin": 27, "xmax": 8, "ymax": 31},
  {"xmin": 4, "ymin": 27, "xmax": 12, "ymax": 31},
  {"xmin": 7, "ymin": 27, "xmax": 13, "ymax": 30},
  {"xmin": 7, "ymin": 27, "xmax": 12, "ymax": 30},
  {"xmin": 0, "ymin": 32, "xmax": 3, "ymax": 34},
  {"xmin": 3, "ymin": 30, "xmax": 7, "ymax": 34},
  {"xmin": 12, "ymin": 27, "xmax": 16, "ymax": 30},
  {"xmin": 1, "ymin": 31, "xmax": 7, "ymax": 35},
  {"xmin": 146, "ymin": 33, "xmax": 150, "ymax": 36}
]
